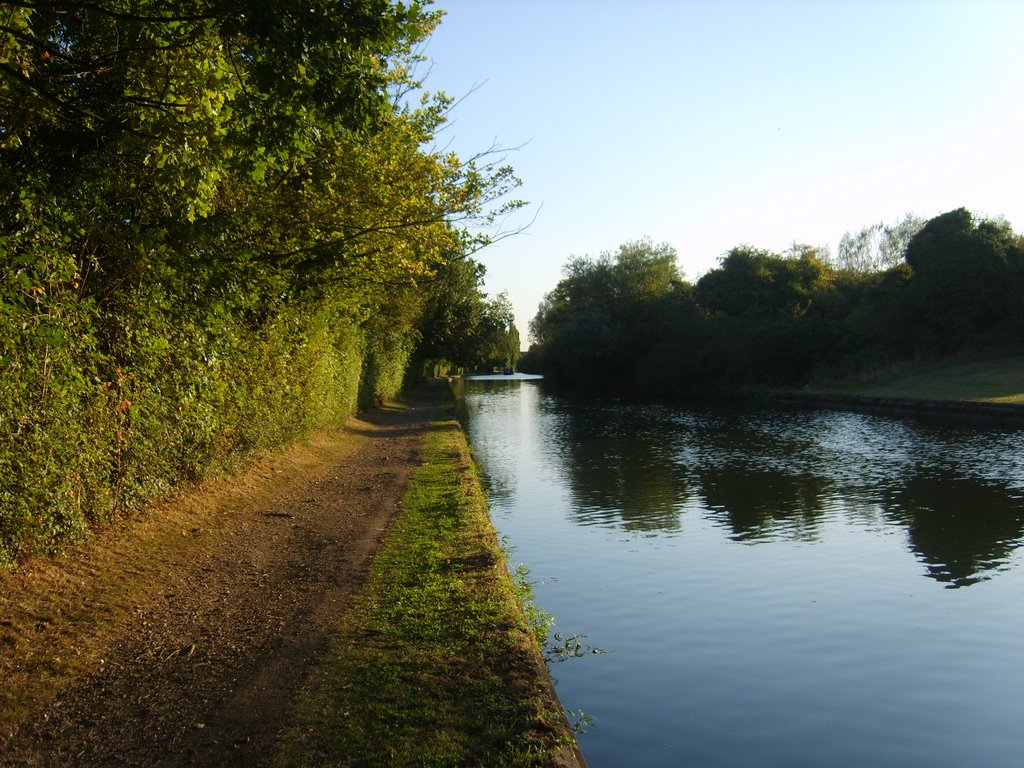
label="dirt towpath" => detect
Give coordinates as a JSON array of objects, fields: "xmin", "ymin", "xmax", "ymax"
[{"xmin": 1, "ymin": 388, "xmax": 443, "ymax": 766}]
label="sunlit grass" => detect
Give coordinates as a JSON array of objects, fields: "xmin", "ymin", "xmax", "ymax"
[
  {"xmin": 812, "ymin": 356, "xmax": 1024, "ymax": 403},
  {"xmin": 276, "ymin": 421, "xmax": 575, "ymax": 767}
]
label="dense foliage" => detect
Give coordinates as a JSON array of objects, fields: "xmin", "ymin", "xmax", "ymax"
[
  {"xmin": 528, "ymin": 211, "xmax": 1024, "ymax": 395},
  {"xmin": 0, "ymin": 1, "xmax": 520, "ymax": 562}
]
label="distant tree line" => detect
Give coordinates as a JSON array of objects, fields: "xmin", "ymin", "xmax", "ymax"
[
  {"xmin": 525, "ymin": 209, "xmax": 1024, "ymax": 395},
  {"xmin": 0, "ymin": 1, "xmax": 518, "ymax": 561}
]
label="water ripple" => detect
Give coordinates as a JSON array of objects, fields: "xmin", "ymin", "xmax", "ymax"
[{"xmin": 459, "ymin": 381, "xmax": 1024, "ymax": 768}]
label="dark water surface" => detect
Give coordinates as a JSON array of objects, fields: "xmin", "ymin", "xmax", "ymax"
[{"xmin": 455, "ymin": 379, "xmax": 1024, "ymax": 768}]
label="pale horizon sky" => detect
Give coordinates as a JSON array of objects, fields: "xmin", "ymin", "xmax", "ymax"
[{"xmin": 421, "ymin": 0, "xmax": 1024, "ymax": 345}]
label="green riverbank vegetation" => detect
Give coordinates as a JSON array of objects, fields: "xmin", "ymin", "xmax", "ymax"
[
  {"xmin": 277, "ymin": 417, "xmax": 580, "ymax": 768},
  {"xmin": 0, "ymin": 2, "xmax": 522, "ymax": 562},
  {"xmin": 805, "ymin": 357, "xmax": 1024, "ymax": 404},
  {"xmin": 525, "ymin": 210, "xmax": 1024, "ymax": 400}
]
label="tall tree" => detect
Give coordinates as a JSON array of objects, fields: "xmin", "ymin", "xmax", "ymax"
[
  {"xmin": 837, "ymin": 213, "xmax": 924, "ymax": 273},
  {"xmin": 469, "ymin": 291, "xmax": 519, "ymax": 371},
  {"xmin": 695, "ymin": 245, "xmax": 829, "ymax": 319},
  {"xmin": 903, "ymin": 208, "xmax": 1024, "ymax": 352},
  {"xmin": 530, "ymin": 239, "xmax": 683, "ymax": 388}
]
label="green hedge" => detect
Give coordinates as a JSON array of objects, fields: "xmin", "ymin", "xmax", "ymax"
[{"xmin": 0, "ymin": 250, "xmax": 415, "ymax": 565}]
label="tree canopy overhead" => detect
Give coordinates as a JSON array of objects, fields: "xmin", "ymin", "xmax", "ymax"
[
  {"xmin": 0, "ymin": 0, "xmax": 527, "ymax": 560},
  {"xmin": 0, "ymin": 0, "xmax": 522, "ymax": 285}
]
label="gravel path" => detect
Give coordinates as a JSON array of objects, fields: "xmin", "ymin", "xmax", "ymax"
[{"xmin": 2, "ymin": 393, "xmax": 440, "ymax": 767}]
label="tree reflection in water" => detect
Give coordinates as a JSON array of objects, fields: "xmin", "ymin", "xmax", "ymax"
[{"xmin": 532, "ymin": 392, "xmax": 1024, "ymax": 588}]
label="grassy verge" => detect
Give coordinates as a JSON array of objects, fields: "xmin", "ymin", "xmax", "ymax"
[
  {"xmin": 808, "ymin": 356, "xmax": 1024, "ymax": 403},
  {"xmin": 276, "ymin": 420, "xmax": 580, "ymax": 768}
]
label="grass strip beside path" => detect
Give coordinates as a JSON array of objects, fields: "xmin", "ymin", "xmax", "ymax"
[{"xmin": 276, "ymin": 419, "xmax": 581, "ymax": 767}]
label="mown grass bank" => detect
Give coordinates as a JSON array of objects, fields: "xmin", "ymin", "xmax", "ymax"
[
  {"xmin": 808, "ymin": 356, "xmax": 1024, "ymax": 403},
  {"xmin": 774, "ymin": 356, "xmax": 1024, "ymax": 421},
  {"xmin": 276, "ymin": 417, "xmax": 584, "ymax": 767}
]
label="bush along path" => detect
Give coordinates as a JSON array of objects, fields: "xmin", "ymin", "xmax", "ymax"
[{"xmin": 0, "ymin": 382, "xmax": 582, "ymax": 767}]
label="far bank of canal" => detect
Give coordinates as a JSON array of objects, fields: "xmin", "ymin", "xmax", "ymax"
[{"xmin": 455, "ymin": 376, "xmax": 1024, "ymax": 768}]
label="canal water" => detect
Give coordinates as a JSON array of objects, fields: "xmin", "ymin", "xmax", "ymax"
[{"xmin": 455, "ymin": 377, "xmax": 1024, "ymax": 768}]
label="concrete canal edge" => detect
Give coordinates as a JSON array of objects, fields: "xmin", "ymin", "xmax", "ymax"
[
  {"xmin": 454, "ymin": 418, "xmax": 589, "ymax": 768},
  {"xmin": 435, "ymin": 378, "xmax": 587, "ymax": 765}
]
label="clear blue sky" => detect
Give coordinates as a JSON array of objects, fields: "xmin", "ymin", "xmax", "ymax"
[{"xmin": 421, "ymin": 0, "xmax": 1024, "ymax": 345}]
